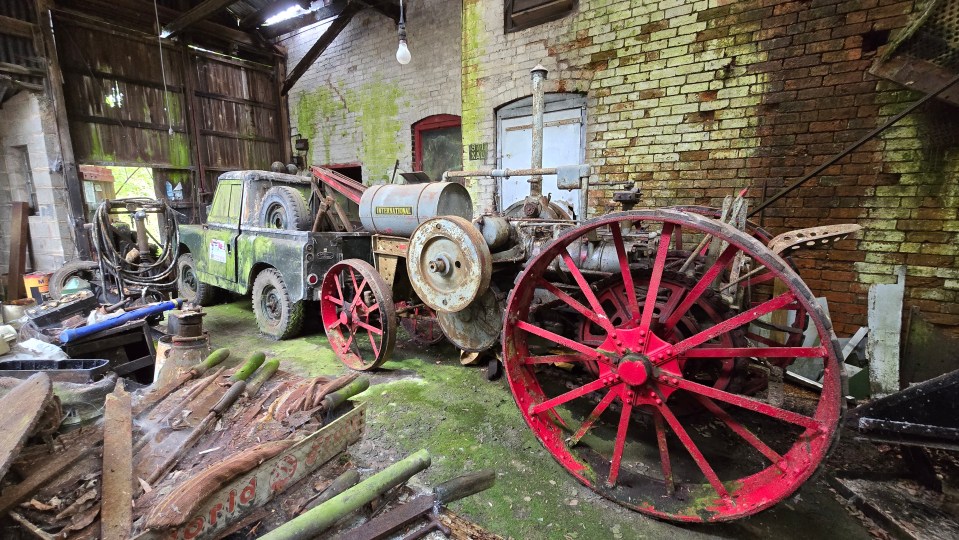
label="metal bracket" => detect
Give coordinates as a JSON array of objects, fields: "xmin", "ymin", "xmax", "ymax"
[{"xmin": 556, "ymin": 164, "xmax": 590, "ymax": 190}]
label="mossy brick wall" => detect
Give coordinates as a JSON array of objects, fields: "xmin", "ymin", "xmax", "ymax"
[
  {"xmin": 283, "ymin": 0, "xmax": 461, "ymax": 184},
  {"xmin": 462, "ymin": 0, "xmax": 959, "ymax": 335}
]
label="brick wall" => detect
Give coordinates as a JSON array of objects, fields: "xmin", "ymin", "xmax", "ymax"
[
  {"xmin": 0, "ymin": 91, "xmax": 77, "ymax": 277},
  {"xmin": 462, "ymin": 0, "xmax": 959, "ymax": 336},
  {"xmin": 283, "ymin": 0, "xmax": 462, "ymax": 184}
]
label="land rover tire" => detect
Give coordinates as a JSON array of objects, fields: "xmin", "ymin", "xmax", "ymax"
[
  {"xmin": 260, "ymin": 186, "xmax": 311, "ymax": 231},
  {"xmin": 177, "ymin": 253, "xmax": 216, "ymax": 306},
  {"xmin": 252, "ymin": 268, "xmax": 304, "ymax": 340},
  {"xmin": 49, "ymin": 259, "xmax": 100, "ymax": 299}
]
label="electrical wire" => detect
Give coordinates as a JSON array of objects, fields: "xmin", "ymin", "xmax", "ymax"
[{"xmin": 92, "ymin": 198, "xmax": 181, "ymax": 298}]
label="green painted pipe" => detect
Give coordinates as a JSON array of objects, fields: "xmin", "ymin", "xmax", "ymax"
[
  {"xmin": 244, "ymin": 359, "xmax": 280, "ymax": 398},
  {"xmin": 230, "ymin": 352, "xmax": 266, "ymax": 381},
  {"xmin": 196, "ymin": 348, "xmax": 230, "ymax": 374},
  {"xmin": 258, "ymin": 449, "xmax": 431, "ymax": 540},
  {"xmin": 322, "ymin": 376, "xmax": 370, "ymax": 412}
]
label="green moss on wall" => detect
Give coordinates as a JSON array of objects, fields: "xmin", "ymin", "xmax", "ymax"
[
  {"xmin": 461, "ymin": 0, "xmax": 487, "ymax": 203},
  {"xmin": 347, "ymin": 77, "xmax": 403, "ymax": 184},
  {"xmin": 296, "ymin": 85, "xmax": 346, "ymax": 164}
]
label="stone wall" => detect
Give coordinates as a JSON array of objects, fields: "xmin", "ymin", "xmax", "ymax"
[
  {"xmin": 283, "ymin": 0, "xmax": 462, "ymax": 184},
  {"xmin": 461, "ymin": 0, "xmax": 958, "ymax": 335},
  {"xmin": 0, "ymin": 91, "xmax": 77, "ymax": 278}
]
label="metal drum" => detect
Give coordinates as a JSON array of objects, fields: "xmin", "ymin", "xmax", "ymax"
[{"xmin": 359, "ymin": 182, "xmax": 473, "ymax": 237}]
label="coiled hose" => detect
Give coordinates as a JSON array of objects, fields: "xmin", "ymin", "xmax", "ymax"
[{"xmin": 92, "ymin": 198, "xmax": 180, "ymax": 299}]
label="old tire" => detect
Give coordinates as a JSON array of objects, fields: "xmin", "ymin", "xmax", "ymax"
[
  {"xmin": 49, "ymin": 259, "xmax": 100, "ymax": 299},
  {"xmin": 177, "ymin": 253, "xmax": 216, "ymax": 306},
  {"xmin": 260, "ymin": 186, "xmax": 311, "ymax": 231},
  {"xmin": 252, "ymin": 268, "xmax": 304, "ymax": 340}
]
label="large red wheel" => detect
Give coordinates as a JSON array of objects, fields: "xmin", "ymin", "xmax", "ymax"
[
  {"xmin": 320, "ymin": 259, "xmax": 396, "ymax": 370},
  {"xmin": 397, "ymin": 301, "xmax": 445, "ymax": 346},
  {"xmin": 502, "ymin": 209, "xmax": 844, "ymax": 522}
]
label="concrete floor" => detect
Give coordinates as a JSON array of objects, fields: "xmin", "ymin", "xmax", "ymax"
[{"xmin": 202, "ymin": 299, "xmax": 875, "ymax": 539}]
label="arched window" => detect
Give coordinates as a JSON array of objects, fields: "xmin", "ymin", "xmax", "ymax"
[{"xmin": 412, "ymin": 114, "xmax": 462, "ymax": 182}]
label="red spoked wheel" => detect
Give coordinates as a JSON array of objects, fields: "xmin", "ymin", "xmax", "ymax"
[
  {"xmin": 397, "ymin": 301, "xmax": 445, "ymax": 346},
  {"xmin": 320, "ymin": 259, "xmax": 396, "ymax": 371},
  {"xmin": 502, "ymin": 209, "xmax": 844, "ymax": 522}
]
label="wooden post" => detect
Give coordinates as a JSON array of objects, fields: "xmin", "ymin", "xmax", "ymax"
[
  {"xmin": 34, "ymin": 0, "xmax": 90, "ymax": 258},
  {"xmin": 101, "ymin": 382, "xmax": 133, "ymax": 540},
  {"xmin": 6, "ymin": 202, "xmax": 30, "ymax": 300},
  {"xmin": 181, "ymin": 42, "xmax": 207, "ymax": 221}
]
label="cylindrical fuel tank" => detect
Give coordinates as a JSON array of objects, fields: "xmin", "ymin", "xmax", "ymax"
[{"xmin": 359, "ymin": 182, "xmax": 473, "ymax": 237}]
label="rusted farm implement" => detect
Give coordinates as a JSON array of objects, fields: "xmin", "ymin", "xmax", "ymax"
[
  {"xmin": 309, "ymin": 63, "xmax": 865, "ymax": 522},
  {"xmin": 312, "ymin": 160, "xmax": 864, "ymax": 522}
]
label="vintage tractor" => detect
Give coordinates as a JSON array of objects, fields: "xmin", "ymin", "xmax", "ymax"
[
  {"xmin": 314, "ymin": 67, "xmax": 863, "ymax": 522},
  {"xmin": 314, "ymin": 163, "xmax": 862, "ymax": 522}
]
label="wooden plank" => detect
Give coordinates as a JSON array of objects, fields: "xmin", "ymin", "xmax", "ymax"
[
  {"xmin": 282, "ymin": 3, "xmax": 361, "ymax": 95},
  {"xmin": 6, "ymin": 202, "xmax": 30, "ymax": 300},
  {"xmin": 867, "ymin": 266, "xmax": 906, "ymax": 397},
  {"xmin": 162, "ymin": 0, "xmax": 236, "ymax": 38},
  {"xmin": 101, "ymin": 382, "xmax": 133, "ymax": 540},
  {"xmin": 0, "ymin": 374, "xmax": 53, "ymax": 481},
  {"xmin": 0, "ymin": 14, "xmax": 36, "ymax": 39}
]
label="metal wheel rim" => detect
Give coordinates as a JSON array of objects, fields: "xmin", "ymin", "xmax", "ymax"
[
  {"xmin": 265, "ymin": 203, "xmax": 288, "ymax": 229},
  {"xmin": 261, "ymin": 285, "xmax": 282, "ymax": 324},
  {"xmin": 181, "ymin": 265, "xmax": 198, "ymax": 297},
  {"xmin": 407, "ymin": 216, "xmax": 492, "ymax": 313},
  {"xmin": 501, "ymin": 209, "xmax": 843, "ymax": 522},
  {"xmin": 320, "ymin": 259, "xmax": 397, "ymax": 370}
]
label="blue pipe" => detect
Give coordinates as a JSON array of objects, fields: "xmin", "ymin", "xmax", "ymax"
[{"xmin": 60, "ymin": 299, "xmax": 182, "ymax": 344}]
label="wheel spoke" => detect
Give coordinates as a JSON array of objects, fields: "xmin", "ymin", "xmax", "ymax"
[
  {"xmin": 694, "ymin": 395, "xmax": 782, "ymax": 464},
  {"xmin": 568, "ymin": 387, "xmax": 618, "ymax": 446},
  {"xmin": 560, "ymin": 252, "xmax": 612, "ymax": 327},
  {"xmin": 368, "ymin": 329, "xmax": 380, "ymax": 357},
  {"xmin": 349, "ymin": 268, "xmax": 359, "ymax": 293},
  {"xmin": 607, "ymin": 393, "xmax": 634, "ymax": 487},
  {"xmin": 682, "ymin": 346, "xmax": 827, "ymax": 358},
  {"xmin": 657, "ymin": 403, "xmax": 729, "ymax": 499},
  {"xmin": 662, "ymin": 243, "xmax": 738, "ymax": 330},
  {"xmin": 324, "ymin": 294, "xmax": 344, "ymax": 306},
  {"xmin": 541, "ymin": 279, "xmax": 616, "ymax": 336},
  {"xmin": 353, "ymin": 278, "xmax": 369, "ymax": 305},
  {"xmin": 353, "ymin": 318, "xmax": 384, "ymax": 335},
  {"xmin": 516, "ymin": 320, "xmax": 606, "ymax": 363},
  {"xmin": 609, "ymin": 224, "xmax": 640, "ymax": 321},
  {"xmin": 639, "ymin": 223, "xmax": 675, "ymax": 332},
  {"xmin": 523, "ymin": 354, "xmax": 594, "ymax": 365},
  {"xmin": 669, "ymin": 377, "xmax": 821, "ymax": 430},
  {"xmin": 333, "ymin": 274, "xmax": 345, "ymax": 303},
  {"xmin": 653, "ymin": 410, "xmax": 674, "ymax": 495},
  {"xmin": 668, "ymin": 292, "xmax": 797, "ymax": 357},
  {"xmin": 530, "ymin": 376, "xmax": 614, "ymax": 416}
]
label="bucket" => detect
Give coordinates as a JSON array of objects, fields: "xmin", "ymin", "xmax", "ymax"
[
  {"xmin": 23, "ymin": 272, "xmax": 51, "ymax": 303},
  {"xmin": 155, "ymin": 333, "xmax": 211, "ymax": 387}
]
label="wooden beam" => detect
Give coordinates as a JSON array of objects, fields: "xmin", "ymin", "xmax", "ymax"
[
  {"xmin": 162, "ymin": 0, "xmax": 236, "ymax": 38},
  {"xmin": 360, "ymin": 0, "xmax": 399, "ymax": 23},
  {"xmin": 0, "ymin": 14, "xmax": 37, "ymax": 39},
  {"xmin": 6, "ymin": 203, "xmax": 30, "ymax": 301},
  {"xmin": 55, "ymin": 0, "xmax": 265, "ymax": 52},
  {"xmin": 281, "ymin": 3, "xmax": 361, "ymax": 95},
  {"xmin": 35, "ymin": 0, "xmax": 91, "ymax": 258},
  {"xmin": 260, "ymin": 0, "xmax": 349, "ymax": 39}
]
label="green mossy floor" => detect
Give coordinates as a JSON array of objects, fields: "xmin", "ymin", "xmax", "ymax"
[{"xmin": 202, "ymin": 299, "xmax": 872, "ymax": 540}]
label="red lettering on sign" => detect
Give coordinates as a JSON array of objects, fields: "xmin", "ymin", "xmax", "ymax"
[
  {"xmin": 240, "ymin": 477, "xmax": 256, "ymax": 504},
  {"xmin": 228, "ymin": 489, "xmax": 236, "ymax": 513},
  {"xmin": 269, "ymin": 455, "xmax": 298, "ymax": 493},
  {"xmin": 183, "ymin": 517, "xmax": 204, "ymax": 539},
  {"xmin": 208, "ymin": 502, "xmax": 223, "ymax": 526}
]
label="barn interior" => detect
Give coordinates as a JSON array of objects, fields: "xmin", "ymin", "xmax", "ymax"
[{"xmin": 0, "ymin": 1, "xmax": 958, "ymax": 539}]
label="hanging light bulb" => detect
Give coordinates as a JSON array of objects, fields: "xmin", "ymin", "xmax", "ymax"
[{"xmin": 396, "ymin": 0, "xmax": 411, "ymax": 65}]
